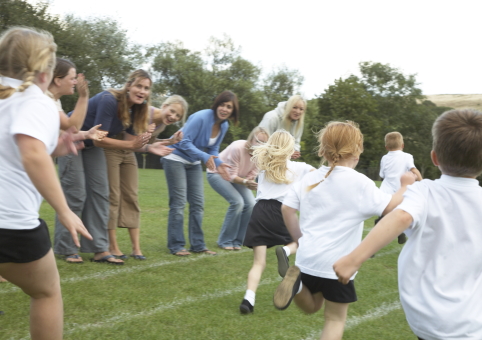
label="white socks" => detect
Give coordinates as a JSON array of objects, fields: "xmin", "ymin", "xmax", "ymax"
[
  {"xmin": 282, "ymin": 246, "xmax": 291, "ymax": 257},
  {"xmin": 244, "ymin": 289, "xmax": 256, "ymax": 306},
  {"xmin": 297, "ymin": 283, "xmax": 303, "ymax": 294}
]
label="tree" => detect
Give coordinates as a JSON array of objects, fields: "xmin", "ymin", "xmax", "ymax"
[{"xmin": 263, "ymin": 66, "xmax": 304, "ymax": 107}]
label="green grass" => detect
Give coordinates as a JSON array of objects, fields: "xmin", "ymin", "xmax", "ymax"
[{"xmin": 0, "ymin": 170, "xmax": 414, "ymax": 340}]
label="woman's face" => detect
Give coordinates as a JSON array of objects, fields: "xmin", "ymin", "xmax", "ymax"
[
  {"xmin": 57, "ymin": 68, "xmax": 77, "ymax": 96},
  {"xmin": 161, "ymin": 103, "xmax": 184, "ymax": 125},
  {"xmin": 289, "ymin": 100, "xmax": 305, "ymax": 121},
  {"xmin": 216, "ymin": 101, "xmax": 234, "ymax": 121},
  {"xmin": 127, "ymin": 78, "xmax": 151, "ymax": 106},
  {"xmin": 248, "ymin": 132, "xmax": 269, "ymax": 155}
]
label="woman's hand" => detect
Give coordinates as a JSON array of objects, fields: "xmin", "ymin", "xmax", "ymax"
[
  {"xmin": 291, "ymin": 151, "xmax": 301, "ymax": 159},
  {"xmin": 148, "ymin": 142, "xmax": 173, "ymax": 157},
  {"xmin": 76, "ymin": 73, "xmax": 89, "ymax": 98},
  {"xmin": 85, "ymin": 124, "xmax": 107, "ymax": 141},
  {"xmin": 131, "ymin": 132, "xmax": 151, "ymax": 150},
  {"xmin": 217, "ymin": 162, "xmax": 232, "ymax": 181},
  {"xmin": 147, "ymin": 123, "xmax": 156, "ymax": 134},
  {"xmin": 244, "ymin": 179, "xmax": 257, "ymax": 190},
  {"xmin": 205, "ymin": 155, "xmax": 218, "ymax": 171},
  {"xmin": 171, "ymin": 130, "xmax": 183, "ymax": 144}
]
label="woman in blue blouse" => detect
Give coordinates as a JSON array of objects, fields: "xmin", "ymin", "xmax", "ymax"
[{"xmin": 161, "ymin": 91, "xmax": 238, "ymax": 256}]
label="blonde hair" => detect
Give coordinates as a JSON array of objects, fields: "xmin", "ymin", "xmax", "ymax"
[
  {"xmin": 0, "ymin": 27, "xmax": 56, "ymax": 99},
  {"xmin": 307, "ymin": 121, "xmax": 364, "ymax": 191},
  {"xmin": 245, "ymin": 126, "xmax": 269, "ymax": 151},
  {"xmin": 251, "ymin": 130, "xmax": 294, "ymax": 184},
  {"xmin": 385, "ymin": 131, "xmax": 403, "ymax": 150},
  {"xmin": 161, "ymin": 95, "xmax": 189, "ymax": 125},
  {"xmin": 433, "ymin": 109, "xmax": 482, "ymax": 177},
  {"xmin": 108, "ymin": 69, "xmax": 151, "ymax": 135},
  {"xmin": 281, "ymin": 95, "xmax": 306, "ymax": 136}
]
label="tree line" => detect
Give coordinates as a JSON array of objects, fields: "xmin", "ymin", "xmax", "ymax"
[{"xmin": 2, "ymin": 0, "xmax": 457, "ymax": 180}]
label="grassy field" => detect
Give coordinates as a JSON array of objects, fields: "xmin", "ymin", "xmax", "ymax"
[{"xmin": 0, "ymin": 169, "xmax": 415, "ymax": 340}]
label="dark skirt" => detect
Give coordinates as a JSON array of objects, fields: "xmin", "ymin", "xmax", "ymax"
[
  {"xmin": 0, "ymin": 219, "xmax": 51, "ymax": 263},
  {"xmin": 243, "ymin": 199, "xmax": 293, "ymax": 248}
]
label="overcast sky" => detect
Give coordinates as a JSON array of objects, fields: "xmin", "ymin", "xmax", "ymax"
[{"xmin": 40, "ymin": 0, "xmax": 481, "ymax": 99}]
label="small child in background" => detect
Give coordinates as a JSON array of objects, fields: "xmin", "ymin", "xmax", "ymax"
[
  {"xmin": 239, "ymin": 130, "xmax": 314, "ymax": 314},
  {"xmin": 273, "ymin": 121, "xmax": 414, "ymax": 340},
  {"xmin": 334, "ymin": 109, "xmax": 482, "ymax": 340},
  {"xmin": 379, "ymin": 132, "xmax": 422, "ymax": 244}
]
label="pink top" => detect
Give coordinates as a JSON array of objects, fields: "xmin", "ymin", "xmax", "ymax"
[{"xmin": 207, "ymin": 140, "xmax": 258, "ymax": 182}]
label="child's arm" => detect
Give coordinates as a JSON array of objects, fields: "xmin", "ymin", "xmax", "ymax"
[
  {"xmin": 381, "ymin": 172, "xmax": 415, "ymax": 216},
  {"xmin": 410, "ymin": 167, "xmax": 423, "ymax": 181},
  {"xmin": 333, "ymin": 208, "xmax": 413, "ymax": 284},
  {"xmin": 281, "ymin": 204, "xmax": 302, "ymax": 245}
]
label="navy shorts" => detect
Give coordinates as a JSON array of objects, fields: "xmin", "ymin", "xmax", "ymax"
[
  {"xmin": 301, "ymin": 272, "xmax": 357, "ymax": 303},
  {"xmin": 0, "ymin": 219, "xmax": 51, "ymax": 263}
]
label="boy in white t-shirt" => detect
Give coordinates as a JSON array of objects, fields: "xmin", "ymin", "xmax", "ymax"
[
  {"xmin": 378, "ymin": 131, "xmax": 422, "ymax": 244},
  {"xmin": 272, "ymin": 121, "xmax": 415, "ymax": 339},
  {"xmin": 334, "ymin": 109, "xmax": 482, "ymax": 340}
]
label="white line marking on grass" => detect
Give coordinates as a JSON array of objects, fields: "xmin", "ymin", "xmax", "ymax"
[
  {"xmin": 63, "ymin": 277, "xmax": 279, "ymax": 335},
  {"xmin": 0, "ymin": 249, "xmax": 250, "ymax": 294},
  {"xmin": 301, "ymin": 300, "xmax": 401, "ymax": 340}
]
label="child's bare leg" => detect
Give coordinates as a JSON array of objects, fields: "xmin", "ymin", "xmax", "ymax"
[
  {"xmin": 247, "ymin": 245, "xmax": 267, "ymax": 292},
  {"xmin": 294, "ymin": 289, "xmax": 325, "ymax": 314},
  {"xmin": 0, "ymin": 249, "xmax": 63, "ymax": 340},
  {"xmin": 319, "ymin": 300, "xmax": 349, "ymax": 340},
  {"xmin": 286, "ymin": 242, "xmax": 297, "ymax": 255}
]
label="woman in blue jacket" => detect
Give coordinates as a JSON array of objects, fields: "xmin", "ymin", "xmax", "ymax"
[{"xmin": 161, "ymin": 91, "xmax": 238, "ymax": 256}]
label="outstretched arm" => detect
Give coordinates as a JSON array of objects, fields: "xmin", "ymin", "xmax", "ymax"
[
  {"xmin": 15, "ymin": 134, "xmax": 92, "ymax": 246},
  {"xmin": 333, "ymin": 209, "xmax": 413, "ymax": 284},
  {"xmin": 281, "ymin": 204, "xmax": 302, "ymax": 245},
  {"xmin": 410, "ymin": 167, "xmax": 423, "ymax": 181},
  {"xmin": 381, "ymin": 172, "xmax": 416, "ymax": 216}
]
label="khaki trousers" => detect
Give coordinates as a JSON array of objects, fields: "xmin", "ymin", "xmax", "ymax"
[{"xmin": 104, "ymin": 149, "xmax": 140, "ymax": 230}]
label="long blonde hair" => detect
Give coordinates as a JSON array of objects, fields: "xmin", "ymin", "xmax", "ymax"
[
  {"xmin": 281, "ymin": 95, "xmax": 306, "ymax": 136},
  {"xmin": 0, "ymin": 27, "xmax": 56, "ymax": 99},
  {"xmin": 251, "ymin": 130, "xmax": 294, "ymax": 184},
  {"xmin": 307, "ymin": 121, "xmax": 364, "ymax": 191},
  {"xmin": 108, "ymin": 69, "xmax": 151, "ymax": 135}
]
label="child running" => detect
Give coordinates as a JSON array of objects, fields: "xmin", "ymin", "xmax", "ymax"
[
  {"xmin": 240, "ymin": 130, "xmax": 315, "ymax": 314},
  {"xmin": 273, "ymin": 121, "xmax": 414, "ymax": 340},
  {"xmin": 334, "ymin": 110, "xmax": 482, "ymax": 340},
  {"xmin": 378, "ymin": 131, "xmax": 422, "ymax": 244},
  {"xmin": 0, "ymin": 27, "xmax": 91, "ymax": 340}
]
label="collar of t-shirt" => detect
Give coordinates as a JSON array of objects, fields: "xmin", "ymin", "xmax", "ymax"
[{"xmin": 439, "ymin": 174, "xmax": 479, "ymax": 188}]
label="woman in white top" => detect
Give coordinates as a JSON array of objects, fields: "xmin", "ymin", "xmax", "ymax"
[
  {"xmin": 0, "ymin": 27, "xmax": 91, "ymax": 340},
  {"xmin": 273, "ymin": 121, "xmax": 414, "ymax": 340},
  {"xmin": 239, "ymin": 130, "xmax": 314, "ymax": 314},
  {"xmin": 258, "ymin": 95, "xmax": 307, "ymax": 159},
  {"xmin": 47, "ymin": 58, "xmax": 105, "ymax": 142}
]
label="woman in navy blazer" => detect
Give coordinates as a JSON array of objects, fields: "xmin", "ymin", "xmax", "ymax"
[{"xmin": 161, "ymin": 91, "xmax": 238, "ymax": 256}]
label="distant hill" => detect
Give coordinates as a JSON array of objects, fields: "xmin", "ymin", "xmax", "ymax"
[{"xmin": 425, "ymin": 94, "xmax": 482, "ymax": 110}]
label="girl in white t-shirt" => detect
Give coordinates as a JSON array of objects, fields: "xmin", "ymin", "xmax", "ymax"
[
  {"xmin": 240, "ymin": 130, "xmax": 314, "ymax": 314},
  {"xmin": 0, "ymin": 27, "xmax": 91, "ymax": 340},
  {"xmin": 273, "ymin": 121, "xmax": 414, "ymax": 340}
]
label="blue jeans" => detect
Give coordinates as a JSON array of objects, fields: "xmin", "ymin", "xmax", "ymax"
[
  {"xmin": 207, "ymin": 173, "xmax": 255, "ymax": 248},
  {"xmin": 161, "ymin": 158, "xmax": 206, "ymax": 253}
]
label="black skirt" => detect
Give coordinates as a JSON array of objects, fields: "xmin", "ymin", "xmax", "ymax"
[
  {"xmin": 0, "ymin": 219, "xmax": 51, "ymax": 263},
  {"xmin": 243, "ymin": 199, "xmax": 293, "ymax": 248}
]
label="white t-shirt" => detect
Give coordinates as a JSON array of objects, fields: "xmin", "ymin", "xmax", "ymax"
[
  {"xmin": 255, "ymin": 161, "xmax": 314, "ymax": 203},
  {"xmin": 0, "ymin": 77, "xmax": 59, "ymax": 230},
  {"xmin": 379, "ymin": 150, "xmax": 416, "ymax": 194},
  {"xmin": 283, "ymin": 166, "xmax": 391, "ymax": 279},
  {"xmin": 396, "ymin": 175, "xmax": 482, "ymax": 340}
]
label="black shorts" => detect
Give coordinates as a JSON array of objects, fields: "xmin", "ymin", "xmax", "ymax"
[
  {"xmin": 0, "ymin": 219, "xmax": 51, "ymax": 263},
  {"xmin": 301, "ymin": 272, "xmax": 357, "ymax": 303}
]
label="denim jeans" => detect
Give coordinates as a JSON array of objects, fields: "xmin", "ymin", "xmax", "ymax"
[
  {"xmin": 161, "ymin": 158, "xmax": 206, "ymax": 253},
  {"xmin": 207, "ymin": 173, "xmax": 255, "ymax": 248}
]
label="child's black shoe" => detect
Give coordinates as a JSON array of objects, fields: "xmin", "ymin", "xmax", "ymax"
[
  {"xmin": 239, "ymin": 299, "xmax": 254, "ymax": 314},
  {"xmin": 273, "ymin": 266, "xmax": 301, "ymax": 310}
]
